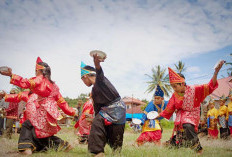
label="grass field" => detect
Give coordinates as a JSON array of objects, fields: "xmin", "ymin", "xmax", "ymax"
[{"xmin": 0, "ymin": 126, "xmax": 232, "ymax": 157}]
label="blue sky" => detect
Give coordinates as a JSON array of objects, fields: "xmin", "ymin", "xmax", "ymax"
[{"xmin": 0, "ymin": 0, "xmax": 232, "ymax": 100}]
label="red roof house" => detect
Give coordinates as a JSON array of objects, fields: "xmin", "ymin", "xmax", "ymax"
[
  {"xmin": 210, "ymin": 76, "xmax": 232, "ymax": 99},
  {"xmin": 122, "ymin": 97, "xmax": 146, "ymax": 113}
]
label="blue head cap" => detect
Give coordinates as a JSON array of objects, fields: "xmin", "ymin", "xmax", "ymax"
[
  {"xmin": 80, "ymin": 61, "xmax": 89, "ymax": 78},
  {"xmin": 154, "ymin": 85, "xmax": 164, "ymax": 97},
  {"xmin": 81, "ymin": 61, "xmax": 96, "ymax": 78}
]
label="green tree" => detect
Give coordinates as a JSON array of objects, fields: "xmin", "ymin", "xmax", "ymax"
[
  {"xmin": 77, "ymin": 93, "xmax": 89, "ymax": 103},
  {"xmin": 12, "ymin": 86, "xmax": 29, "ymax": 93},
  {"xmin": 140, "ymin": 99, "xmax": 149, "ymax": 111},
  {"xmin": 174, "ymin": 60, "xmax": 186, "ymax": 74},
  {"xmin": 225, "ymin": 53, "xmax": 232, "ymax": 76},
  {"xmin": 145, "ymin": 65, "xmax": 172, "ymax": 97},
  {"xmin": 141, "ymin": 99, "xmax": 149, "ymax": 104},
  {"xmin": 64, "ymin": 93, "xmax": 89, "ymax": 108}
]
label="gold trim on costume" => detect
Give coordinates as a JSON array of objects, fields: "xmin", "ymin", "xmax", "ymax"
[
  {"xmin": 204, "ymin": 84, "xmax": 209, "ymax": 98},
  {"xmin": 57, "ymin": 115, "xmax": 63, "ymax": 120},
  {"xmin": 36, "ymin": 64, "xmax": 45, "ymax": 70},
  {"xmin": 154, "ymin": 100, "xmax": 164, "ymax": 113},
  {"xmin": 28, "ymin": 79, "xmax": 36, "ymax": 90},
  {"xmin": 4, "ymin": 94, "xmax": 8, "ymax": 101},
  {"xmin": 57, "ymin": 141, "xmax": 67, "ymax": 152},
  {"xmin": 48, "ymin": 121, "xmax": 57, "ymax": 126},
  {"xmin": 174, "ymin": 92, "xmax": 184, "ymax": 100},
  {"xmin": 18, "ymin": 92, "xmax": 22, "ymax": 101},
  {"xmin": 10, "ymin": 74, "xmax": 15, "ymax": 84},
  {"xmin": 57, "ymin": 97, "xmax": 65, "ymax": 104},
  {"xmin": 18, "ymin": 142, "xmax": 36, "ymax": 151}
]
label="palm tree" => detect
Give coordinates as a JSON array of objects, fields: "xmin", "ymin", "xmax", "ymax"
[
  {"xmin": 174, "ymin": 60, "xmax": 186, "ymax": 74},
  {"xmin": 225, "ymin": 53, "xmax": 232, "ymax": 76},
  {"xmin": 145, "ymin": 65, "xmax": 172, "ymax": 97}
]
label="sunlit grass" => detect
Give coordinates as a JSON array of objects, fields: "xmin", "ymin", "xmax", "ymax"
[{"xmin": 0, "ymin": 126, "xmax": 232, "ymax": 157}]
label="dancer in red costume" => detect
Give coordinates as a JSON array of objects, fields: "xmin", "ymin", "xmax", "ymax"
[
  {"xmin": 2, "ymin": 89, "xmax": 19, "ymax": 139},
  {"xmin": 157, "ymin": 60, "xmax": 224, "ymax": 154},
  {"xmin": 0, "ymin": 90, "xmax": 29, "ymax": 125},
  {"xmin": 74, "ymin": 95, "xmax": 94, "ymax": 144},
  {"xmin": 0, "ymin": 57, "xmax": 76, "ymax": 155}
]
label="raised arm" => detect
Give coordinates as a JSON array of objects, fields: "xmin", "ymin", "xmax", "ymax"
[
  {"xmin": 212, "ymin": 60, "xmax": 225, "ymax": 86},
  {"xmin": 93, "ymin": 53, "xmax": 106, "ymax": 70},
  {"xmin": 5, "ymin": 91, "xmax": 29, "ymax": 103},
  {"xmin": 0, "ymin": 68, "xmax": 32, "ymax": 89}
]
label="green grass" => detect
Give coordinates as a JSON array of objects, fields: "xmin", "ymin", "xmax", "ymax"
[{"xmin": 0, "ymin": 125, "xmax": 232, "ymax": 157}]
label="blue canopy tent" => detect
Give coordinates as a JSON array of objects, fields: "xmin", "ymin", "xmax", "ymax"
[{"xmin": 126, "ymin": 113, "xmax": 143, "ymax": 121}]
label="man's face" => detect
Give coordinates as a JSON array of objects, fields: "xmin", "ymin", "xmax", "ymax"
[
  {"xmin": 171, "ymin": 83, "xmax": 184, "ymax": 93},
  {"xmin": 81, "ymin": 75, "xmax": 92, "ymax": 87},
  {"xmin": 219, "ymin": 100, "xmax": 225, "ymax": 106},
  {"xmin": 78, "ymin": 102, "xmax": 82, "ymax": 107},
  {"xmin": 210, "ymin": 103, "xmax": 214, "ymax": 109},
  {"xmin": 229, "ymin": 95, "xmax": 232, "ymax": 101},
  {"xmin": 153, "ymin": 96, "xmax": 163, "ymax": 105}
]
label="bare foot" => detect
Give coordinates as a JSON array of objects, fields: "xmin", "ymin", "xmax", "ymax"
[
  {"xmin": 19, "ymin": 148, "xmax": 32, "ymax": 155},
  {"xmin": 197, "ymin": 149, "xmax": 203, "ymax": 155}
]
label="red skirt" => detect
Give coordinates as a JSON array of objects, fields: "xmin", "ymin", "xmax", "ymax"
[
  {"xmin": 229, "ymin": 126, "xmax": 232, "ymax": 135},
  {"xmin": 208, "ymin": 129, "xmax": 218, "ymax": 138},
  {"xmin": 136, "ymin": 131, "xmax": 162, "ymax": 143}
]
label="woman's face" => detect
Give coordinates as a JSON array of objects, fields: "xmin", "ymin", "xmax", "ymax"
[{"xmin": 35, "ymin": 69, "xmax": 42, "ymax": 76}]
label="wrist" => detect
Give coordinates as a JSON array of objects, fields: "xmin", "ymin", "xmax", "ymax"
[{"xmin": 214, "ymin": 71, "xmax": 218, "ymax": 76}]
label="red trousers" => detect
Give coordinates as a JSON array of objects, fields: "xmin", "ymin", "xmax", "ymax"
[
  {"xmin": 208, "ymin": 129, "xmax": 218, "ymax": 138},
  {"xmin": 136, "ymin": 130, "xmax": 162, "ymax": 143}
]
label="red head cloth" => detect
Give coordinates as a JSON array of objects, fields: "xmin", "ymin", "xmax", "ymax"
[
  {"xmin": 168, "ymin": 67, "xmax": 185, "ymax": 84},
  {"xmin": 36, "ymin": 57, "xmax": 45, "ymax": 70}
]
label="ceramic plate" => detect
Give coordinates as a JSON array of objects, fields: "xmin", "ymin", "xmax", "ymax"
[{"xmin": 147, "ymin": 111, "xmax": 158, "ymax": 120}]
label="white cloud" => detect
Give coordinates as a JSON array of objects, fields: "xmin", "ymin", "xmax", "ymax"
[
  {"xmin": 187, "ymin": 66, "xmax": 201, "ymax": 73},
  {"xmin": 0, "ymin": 0, "xmax": 232, "ymax": 100}
]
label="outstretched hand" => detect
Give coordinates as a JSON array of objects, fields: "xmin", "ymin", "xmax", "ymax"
[
  {"xmin": 0, "ymin": 67, "xmax": 12, "ymax": 77},
  {"xmin": 214, "ymin": 60, "xmax": 225, "ymax": 74},
  {"xmin": 212, "ymin": 60, "xmax": 225, "ymax": 86},
  {"xmin": 93, "ymin": 53, "xmax": 106, "ymax": 69},
  {"xmin": 0, "ymin": 90, "xmax": 6, "ymax": 99},
  {"xmin": 155, "ymin": 115, "xmax": 161, "ymax": 120}
]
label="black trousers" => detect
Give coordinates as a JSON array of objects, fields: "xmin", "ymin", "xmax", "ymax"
[
  {"xmin": 0, "ymin": 117, "xmax": 4, "ymax": 135},
  {"xmin": 219, "ymin": 127, "xmax": 229, "ymax": 139},
  {"xmin": 182, "ymin": 123, "xmax": 202, "ymax": 151},
  {"xmin": 88, "ymin": 113, "xmax": 125, "ymax": 154},
  {"xmin": 168, "ymin": 123, "xmax": 202, "ymax": 152},
  {"xmin": 18, "ymin": 120, "xmax": 69, "ymax": 152}
]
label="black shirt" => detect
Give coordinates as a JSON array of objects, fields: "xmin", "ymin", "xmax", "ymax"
[{"xmin": 91, "ymin": 67, "xmax": 120, "ymax": 115}]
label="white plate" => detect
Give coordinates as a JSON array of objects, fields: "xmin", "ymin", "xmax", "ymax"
[
  {"xmin": 0, "ymin": 66, "xmax": 9, "ymax": 73},
  {"xmin": 90, "ymin": 50, "xmax": 107, "ymax": 59},
  {"xmin": 147, "ymin": 111, "xmax": 158, "ymax": 120},
  {"xmin": 132, "ymin": 118, "xmax": 142, "ymax": 125}
]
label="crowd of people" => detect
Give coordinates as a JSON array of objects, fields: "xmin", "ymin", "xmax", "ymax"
[
  {"xmin": 0, "ymin": 54, "xmax": 227, "ymax": 156},
  {"xmin": 205, "ymin": 94, "xmax": 232, "ymax": 140}
]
